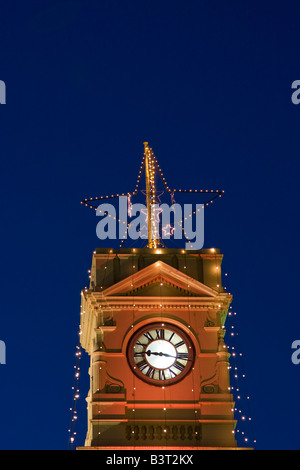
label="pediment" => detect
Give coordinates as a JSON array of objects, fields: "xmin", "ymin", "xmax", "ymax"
[{"xmin": 101, "ymin": 261, "xmax": 218, "ymax": 298}]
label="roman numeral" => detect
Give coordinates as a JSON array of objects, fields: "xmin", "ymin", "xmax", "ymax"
[
  {"xmin": 143, "ymin": 331, "xmax": 154, "ymax": 342},
  {"xmin": 137, "ymin": 360, "xmax": 148, "ymax": 371},
  {"xmin": 168, "ymin": 368, "xmax": 177, "ymax": 377},
  {"xmin": 177, "ymin": 352, "xmax": 189, "ymax": 361},
  {"xmin": 146, "ymin": 367, "xmax": 155, "ymax": 378},
  {"xmin": 133, "ymin": 351, "xmax": 145, "ymax": 357},
  {"xmin": 155, "ymin": 329, "xmax": 165, "ymax": 340},
  {"xmin": 174, "ymin": 340, "xmax": 185, "ymax": 348},
  {"xmin": 159, "ymin": 369, "xmax": 166, "ymax": 381},
  {"xmin": 168, "ymin": 332, "xmax": 175, "ymax": 342},
  {"xmin": 173, "ymin": 361, "xmax": 185, "ymax": 372}
]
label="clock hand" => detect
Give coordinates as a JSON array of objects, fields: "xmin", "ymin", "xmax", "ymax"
[
  {"xmin": 134, "ymin": 350, "xmax": 159, "ymax": 357},
  {"xmin": 146, "ymin": 350, "xmax": 171, "ymax": 357},
  {"xmin": 134, "ymin": 350, "xmax": 157, "ymax": 357},
  {"xmin": 145, "ymin": 350, "xmax": 164, "ymax": 357},
  {"xmin": 156, "ymin": 352, "xmax": 176, "ymax": 358},
  {"xmin": 146, "ymin": 350, "xmax": 189, "ymax": 360}
]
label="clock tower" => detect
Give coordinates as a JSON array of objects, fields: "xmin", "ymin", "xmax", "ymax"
[{"xmin": 77, "ymin": 143, "xmax": 240, "ymax": 450}]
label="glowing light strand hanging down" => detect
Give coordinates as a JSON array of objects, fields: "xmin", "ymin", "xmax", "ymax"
[
  {"xmin": 222, "ymin": 268, "xmax": 256, "ymax": 448},
  {"xmin": 68, "ymin": 340, "xmax": 82, "ymax": 449}
]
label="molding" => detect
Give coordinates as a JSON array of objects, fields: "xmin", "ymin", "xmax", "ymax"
[{"xmin": 101, "ymin": 261, "xmax": 219, "ymax": 297}]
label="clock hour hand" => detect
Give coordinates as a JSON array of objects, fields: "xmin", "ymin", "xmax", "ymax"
[
  {"xmin": 145, "ymin": 350, "xmax": 165, "ymax": 357},
  {"xmin": 134, "ymin": 350, "xmax": 163, "ymax": 357}
]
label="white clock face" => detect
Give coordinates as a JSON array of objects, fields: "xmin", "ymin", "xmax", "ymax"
[{"xmin": 127, "ymin": 323, "xmax": 194, "ymax": 385}]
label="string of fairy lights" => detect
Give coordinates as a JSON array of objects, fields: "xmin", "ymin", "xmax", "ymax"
[
  {"xmin": 68, "ymin": 252, "xmax": 114, "ymax": 449},
  {"xmin": 67, "ymin": 336, "xmax": 82, "ymax": 449},
  {"xmin": 68, "ymin": 274, "xmax": 98, "ymax": 449},
  {"xmin": 68, "ymin": 255, "xmax": 256, "ymax": 449},
  {"xmin": 69, "ymin": 144, "xmax": 255, "ymax": 449},
  {"xmin": 221, "ymin": 263, "xmax": 256, "ymax": 448},
  {"xmin": 80, "ymin": 144, "xmax": 225, "ymax": 250}
]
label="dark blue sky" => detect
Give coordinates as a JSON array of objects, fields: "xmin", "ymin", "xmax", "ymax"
[{"xmin": 0, "ymin": 1, "xmax": 300, "ymax": 450}]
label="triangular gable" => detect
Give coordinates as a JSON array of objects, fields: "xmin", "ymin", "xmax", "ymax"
[
  {"xmin": 125, "ymin": 281, "xmax": 195, "ymax": 297},
  {"xmin": 102, "ymin": 261, "xmax": 218, "ymax": 297}
]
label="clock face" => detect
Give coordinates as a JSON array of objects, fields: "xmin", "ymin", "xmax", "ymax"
[{"xmin": 127, "ymin": 323, "xmax": 194, "ymax": 386}]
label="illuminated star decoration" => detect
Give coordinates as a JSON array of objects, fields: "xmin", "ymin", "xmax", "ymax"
[
  {"xmin": 162, "ymin": 224, "xmax": 175, "ymax": 238},
  {"xmin": 80, "ymin": 143, "xmax": 225, "ymax": 248}
]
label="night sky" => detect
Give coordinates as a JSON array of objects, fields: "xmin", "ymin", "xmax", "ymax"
[{"xmin": 0, "ymin": 1, "xmax": 300, "ymax": 450}]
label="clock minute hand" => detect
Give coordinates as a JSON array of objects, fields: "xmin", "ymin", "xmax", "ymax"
[
  {"xmin": 145, "ymin": 350, "xmax": 191, "ymax": 363},
  {"xmin": 147, "ymin": 350, "xmax": 191, "ymax": 362},
  {"xmin": 158, "ymin": 352, "xmax": 177, "ymax": 358}
]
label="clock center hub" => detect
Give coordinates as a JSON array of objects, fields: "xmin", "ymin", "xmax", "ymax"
[{"xmin": 145, "ymin": 339, "xmax": 177, "ymax": 369}]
